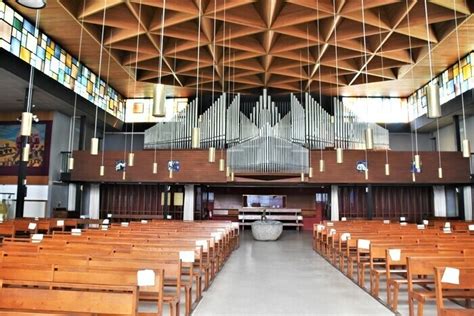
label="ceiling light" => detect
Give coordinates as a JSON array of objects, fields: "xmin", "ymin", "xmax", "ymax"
[{"xmin": 16, "ymin": 0, "xmax": 46, "ymax": 9}]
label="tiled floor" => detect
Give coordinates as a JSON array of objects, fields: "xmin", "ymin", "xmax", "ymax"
[{"xmin": 193, "ymin": 230, "xmax": 394, "ymax": 316}]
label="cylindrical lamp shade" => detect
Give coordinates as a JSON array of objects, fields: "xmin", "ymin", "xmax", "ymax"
[
  {"xmin": 16, "ymin": 0, "xmax": 47, "ymax": 9},
  {"xmin": 219, "ymin": 159, "xmax": 225, "ymax": 171},
  {"xmin": 122, "ymin": 171, "xmax": 126, "ymax": 180},
  {"xmin": 152, "ymin": 162, "xmax": 158, "ymax": 174},
  {"xmin": 336, "ymin": 148, "xmax": 343, "ymax": 164},
  {"xmin": 208, "ymin": 147, "xmax": 216, "ymax": 163},
  {"xmin": 99, "ymin": 165, "xmax": 105, "ymax": 176},
  {"xmin": 426, "ymin": 83, "xmax": 441, "ymax": 118},
  {"xmin": 230, "ymin": 172, "xmax": 235, "ymax": 182},
  {"xmin": 414, "ymin": 154, "xmax": 421, "ymax": 169},
  {"xmin": 462, "ymin": 139, "xmax": 471, "ymax": 158},
  {"xmin": 152, "ymin": 83, "xmax": 166, "ymax": 117},
  {"xmin": 384, "ymin": 163, "xmax": 390, "ymax": 176},
  {"xmin": 438, "ymin": 167, "xmax": 443, "ymax": 179},
  {"xmin": 308, "ymin": 167, "xmax": 313, "ymax": 178},
  {"xmin": 21, "ymin": 143, "xmax": 30, "ymax": 162},
  {"xmin": 128, "ymin": 152, "xmax": 135, "ymax": 167},
  {"xmin": 300, "ymin": 172, "xmax": 305, "ymax": 182},
  {"xmin": 20, "ymin": 112, "xmax": 33, "ymax": 136},
  {"xmin": 191, "ymin": 127, "xmax": 201, "ymax": 148},
  {"xmin": 364, "ymin": 169, "xmax": 369, "ymax": 180},
  {"xmin": 365, "ymin": 128, "xmax": 374, "ymax": 150},
  {"xmin": 319, "ymin": 159, "xmax": 325, "ymax": 172},
  {"xmin": 169, "ymin": 169, "xmax": 173, "ymax": 179},
  {"xmin": 226, "ymin": 166, "xmax": 230, "ymax": 177},
  {"xmin": 412, "ymin": 172, "xmax": 416, "ymax": 182},
  {"xmin": 68, "ymin": 157, "xmax": 75, "ymax": 170},
  {"xmin": 90, "ymin": 137, "xmax": 99, "ymax": 155}
]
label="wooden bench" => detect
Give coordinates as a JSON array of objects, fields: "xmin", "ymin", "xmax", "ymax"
[{"xmin": 434, "ymin": 266, "xmax": 474, "ymax": 315}]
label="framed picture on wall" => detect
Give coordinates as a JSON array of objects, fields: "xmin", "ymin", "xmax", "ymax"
[{"xmin": 0, "ymin": 121, "xmax": 52, "ymax": 176}]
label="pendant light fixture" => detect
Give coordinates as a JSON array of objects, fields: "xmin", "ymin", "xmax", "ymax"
[
  {"xmin": 423, "ymin": 0, "xmax": 441, "ymax": 119},
  {"xmin": 152, "ymin": 0, "xmax": 167, "ymax": 124},
  {"xmin": 377, "ymin": 11, "xmax": 390, "ymax": 176},
  {"xmin": 332, "ymin": 0, "xmax": 343, "ymax": 164},
  {"xmin": 405, "ymin": 0, "xmax": 421, "ymax": 173},
  {"xmin": 191, "ymin": 0, "xmax": 203, "ymax": 149},
  {"xmin": 16, "ymin": 0, "xmax": 46, "ymax": 9},
  {"xmin": 452, "ymin": 0, "xmax": 471, "ymax": 158},
  {"xmin": 99, "ymin": 32, "xmax": 114, "ymax": 177},
  {"xmin": 423, "ymin": 0, "xmax": 443, "ymax": 177},
  {"xmin": 152, "ymin": 0, "xmax": 166, "ymax": 118},
  {"xmin": 360, "ymin": 0, "xmax": 370, "ymax": 178},
  {"xmin": 230, "ymin": 171, "xmax": 235, "ymax": 182},
  {"xmin": 300, "ymin": 172, "xmax": 305, "ymax": 182},
  {"xmin": 316, "ymin": 2, "xmax": 325, "ymax": 173},
  {"xmin": 67, "ymin": 2, "xmax": 87, "ymax": 171},
  {"xmin": 208, "ymin": 1, "xmax": 218, "ymax": 163},
  {"xmin": 128, "ymin": 0, "xmax": 143, "ymax": 168},
  {"xmin": 90, "ymin": 0, "xmax": 108, "ymax": 156},
  {"xmin": 218, "ymin": 0, "xmax": 227, "ymax": 172}
]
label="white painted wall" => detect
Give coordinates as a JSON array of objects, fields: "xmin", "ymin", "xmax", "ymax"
[
  {"xmin": 389, "ymin": 133, "xmax": 433, "ymax": 151},
  {"xmin": 436, "ymin": 123, "xmax": 457, "ymax": 151},
  {"xmin": 0, "ymin": 184, "xmax": 48, "ymax": 218}
]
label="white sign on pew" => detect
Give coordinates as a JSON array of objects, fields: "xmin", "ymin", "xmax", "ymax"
[
  {"xmin": 400, "ymin": 222, "xmax": 407, "ymax": 226},
  {"xmin": 340, "ymin": 233, "xmax": 351, "ymax": 241},
  {"xmin": 179, "ymin": 251, "xmax": 195, "ymax": 263},
  {"xmin": 443, "ymin": 227, "xmax": 452, "ymax": 234},
  {"xmin": 316, "ymin": 224, "xmax": 325, "ymax": 232},
  {"xmin": 444, "ymin": 222, "xmax": 451, "ymax": 228},
  {"xmin": 441, "ymin": 267, "xmax": 460, "ymax": 285},
  {"xmin": 383, "ymin": 220, "xmax": 390, "ymax": 224},
  {"xmin": 358, "ymin": 239, "xmax": 371, "ymax": 250},
  {"xmin": 137, "ymin": 270, "xmax": 155, "ymax": 287},
  {"xmin": 341, "ymin": 217, "xmax": 347, "ymax": 221},
  {"xmin": 71, "ymin": 228, "xmax": 81, "ymax": 236},
  {"xmin": 389, "ymin": 249, "xmax": 401, "ymax": 261},
  {"xmin": 141, "ymin": 220, "xmax": 148, "ymax": 224},
  {"xmin": 121, "ymin": 222, "xmax": 129, "ymax": 227},
  {"xmin": 400, "ymin": 217, "xmax": 406, "ymax": 222},
  {"xmin": 101, "ymin": 225, "xmax": 108, "ymax": 231},
  {"xmin": 417, "ymin": 224, "xmax": 425, "ymax": 230},
  {"xmin": 28, "ymin": 222, "xmax": 37, "ymax": 230},
  {"xmin": 56, "ymin": 220, "xmax": 64, "ymax": 227},
  {"xmin": 102, "ymin": 219, "xmax": 110, "ymax": 224},
  {"xmin": 107, "ymin": 214, "xmax": 113, "ymax": 218},
  {"xmin": 31, "ymin": 234, "xmax": 43, "ymax": 243},
  {"xmin": 196, "ymin": 240, "xmax": 208, "ymax": 251},
  {"xmin": 326, "ymin": 222, "xmax": 334, "ymax": 227},
  {"xmin": 423, "ymin": 220, "xmax": 429, "ymax": 225},
  {"xmin": 329, "ymin": 228, "xmax": 336, "ymax": 236},
  {"xmin": 469, "ymin": 224, "xmax": 474, "ymax": 231},
  {"xmin": 211, "ymin": 232, "xmax": 223, "ymax": 241}
]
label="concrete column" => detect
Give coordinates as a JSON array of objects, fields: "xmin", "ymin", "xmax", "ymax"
[
  {"xmin": 330, "ymin": 185, "xmax": 339, "ymax": 221},
  {"xmin": 67, "ymin": 183, "xmax": 76, "ymax": 211},
  {"xmin": 464, "ymin": 186, "xmax": 473, "ymax": 221},
  {"xmin": 433, "ymin": 185, "xmax": 447, "ymax": 217},
  {"xmin": 183, "ymin": 184, "xmax": 195, "ymax": 221},
  {"xmin": 88, "ymin": 184, "xmax": 100, "ymax": 219}
]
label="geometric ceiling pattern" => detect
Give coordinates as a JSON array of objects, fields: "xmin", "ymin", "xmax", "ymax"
[{"xmin": 10, "ymin": 0, "xmax": 474, "ymax": 97}]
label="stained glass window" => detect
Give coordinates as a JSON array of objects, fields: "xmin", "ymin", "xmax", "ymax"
[{"xmin": 0, "ymin": 1, "xmax": 125, "ymax": 121}]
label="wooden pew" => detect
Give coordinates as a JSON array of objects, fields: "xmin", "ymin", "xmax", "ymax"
[{"xmin": 434, "ymin": 266, "xmax": 474, "ymax": 315}]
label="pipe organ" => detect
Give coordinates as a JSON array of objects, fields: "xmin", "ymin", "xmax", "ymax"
[{"xmin": 144, "ymin": 89, "xmax": 390, "ymax": 173}]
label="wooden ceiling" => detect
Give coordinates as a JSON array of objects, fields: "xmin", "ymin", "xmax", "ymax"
[{"xmin": 9, "ymin": 0, "xmax": 474, "ymax": 98}]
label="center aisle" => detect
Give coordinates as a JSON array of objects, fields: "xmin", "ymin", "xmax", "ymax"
[{"xmin": 193, "ymin": 231, "xmax": 394, "ymax": 316}]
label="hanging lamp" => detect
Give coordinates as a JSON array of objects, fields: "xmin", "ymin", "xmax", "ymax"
[
  {"xmin": 16, "ymin": 0, "xmax": 46, "ymax": 9},
  {"xmin": 452, "ymin": 0, "xmax": 471, "ymax": 158},
  {"xmin": 332, "ymin": 0, "xmax": 343, "ymax": 164},
  {"xmin": 90, "ymin": 0, "xmax": 108, "ymax": 156},
  {"xmin": 152, "ymin": 0, "xmax": 167, "ymax": 119},
  {"xmin": 191, "ymin": 0, "xmax": 203, "ymax": 149},
  {"xmin": 315, "ymin": 2, "xmax": 325, "ymax": 173},
  {"xmin": 99, "ymin": 31, "xmax": 114, "ymax": 177}
]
